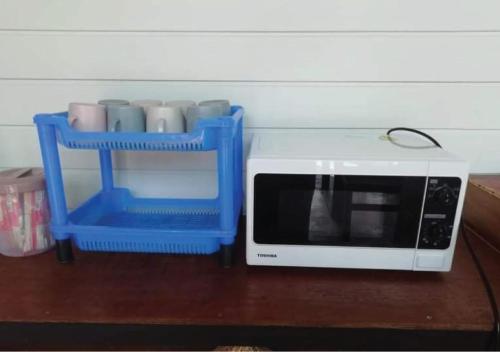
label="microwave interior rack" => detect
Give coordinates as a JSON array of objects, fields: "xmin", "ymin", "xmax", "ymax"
[{"xmin": 34, "ymin": 106, "xmax": 243, "ymax": 267}]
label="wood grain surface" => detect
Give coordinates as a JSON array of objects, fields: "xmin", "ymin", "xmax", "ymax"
[
  {"xmin": 465, "ymin": 225, "xmax": 500, "ymax": 302},
  {"xmin": 0, "ymin": 219, "xmax": 497, "ymax": 349},
  {"xmin": 0, "ymin": 224, "xmax": 492, "ymax": 332},
  {"xmin": 464, "ymin": 175, "xmax": 500, "ymax": 250}
]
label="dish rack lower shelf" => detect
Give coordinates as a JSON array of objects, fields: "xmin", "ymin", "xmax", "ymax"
[{"xmin": 53, "ymin": 188, "xmax": 239, "ymax": 258}]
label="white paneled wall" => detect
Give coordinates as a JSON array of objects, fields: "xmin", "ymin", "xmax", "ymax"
[
  {"xmin": 1, "ymin": 0, "xmax": 499, "ymax": 208},
  {"xmin": 1, "ymin": 0, "xmax": 499, "ymax": 31},
  {"xmin": 2, "ymin": 32, "xmax": 500, "ymax": 81}
]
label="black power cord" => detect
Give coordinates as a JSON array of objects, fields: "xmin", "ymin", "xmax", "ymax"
[
  {"xmin": 386, "ymin": 127, "xmax": 499, "ymax": 349},
  {"xmin": 461, "ymin": 221, "xmax": 500, "ymax": 351},
  {"xmin": 386, "ymin": 127, "xmax": 442, "ymax": 148}
]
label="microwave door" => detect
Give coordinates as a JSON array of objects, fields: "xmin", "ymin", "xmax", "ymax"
[{"xmin": 253, "ymin": 174, "xmax": 426, "ymax": 248}]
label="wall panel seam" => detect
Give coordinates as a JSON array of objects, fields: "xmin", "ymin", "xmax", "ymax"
[
  {"xmin": 4, "ymin": 78, "xmax": 500, "ymax": 84},
  {"xmin": 2, "ymin": 29, "xmax": 500, "ymax": 34}
]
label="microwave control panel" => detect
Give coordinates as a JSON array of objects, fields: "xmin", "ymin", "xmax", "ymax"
[{"xmin": 418, "ymin": 177, "xmax": 462, "ymax": 250}]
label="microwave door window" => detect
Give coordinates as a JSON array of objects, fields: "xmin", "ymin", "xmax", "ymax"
[
  {"xmin": 253, "ymin": 174, "xmax": 425, "ymax": 248},
  {"xmin": 254, "ymin": 174, "xmax": 314, "ymax": 244}
]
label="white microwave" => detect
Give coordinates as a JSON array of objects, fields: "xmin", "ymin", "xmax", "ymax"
[{"xmin": 246, "ymin": 131, "xmax": 469, "ymax": 272}]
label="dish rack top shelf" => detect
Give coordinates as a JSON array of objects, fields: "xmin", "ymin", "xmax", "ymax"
[{"xmin": 34, "ymin": 106, "xmax": 243, "ymax": 152}]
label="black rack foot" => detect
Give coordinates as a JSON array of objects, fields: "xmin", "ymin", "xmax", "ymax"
[
  {"xmin": 219, "ymin": 244, "xmax": 234, "ymax": 268},
  {"xmin": 56, "ymin": 239, "xmax": 74, "ymax": 263}
]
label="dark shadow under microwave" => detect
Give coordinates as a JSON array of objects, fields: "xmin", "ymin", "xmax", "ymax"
[{"xmin": 253, "ymin": 174, "xmax": 427, "ymax": 248}]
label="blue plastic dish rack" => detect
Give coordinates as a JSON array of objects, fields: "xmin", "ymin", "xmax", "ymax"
[{"xmin": 34, "ymin": 106, "xmax": 243, "ymax": 267}]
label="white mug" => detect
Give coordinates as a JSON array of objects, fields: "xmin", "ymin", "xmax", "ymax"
[
  {"xmin": 131, "ymin": 99, "xmax": 162, "ymax": 114},
  {"xmin": 165, "ymin": 100, "xmax": 196, "ymax": 117},
  {"xmin": 147, "ymin": 105, "xmax": 184, "ymax": 133}
]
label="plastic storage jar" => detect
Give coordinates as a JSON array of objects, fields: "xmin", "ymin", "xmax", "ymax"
[{"xmin": 0, "ymin": 168, "xmax": 54, "ymax": 256}]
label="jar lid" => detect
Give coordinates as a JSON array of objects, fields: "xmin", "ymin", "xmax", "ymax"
[{"xmin": 0, "ymin": 168, "xmax": 46, "ymax": 194}]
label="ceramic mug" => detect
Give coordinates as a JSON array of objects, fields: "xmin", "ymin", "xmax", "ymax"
[
  {"xmin": 198, "ymin": 99, "xmax": 231, "ymax": 116},
  {"xmin": 185, "ymin": 104, "xmax": 224, "ymax": 132},
  {"xmin": 131, "ymin": 99, "xmax": 162, "ymax": 114},
  {"xmin": 107, "ymin": 105, "xmax": 145, "ymax": 132},
  {"xmin": 98, "ymin": 99, "xmax": 129, "ymax": 108},
  {"xmin": 165, "ymin": 100, "xmax": 196, "ymax": 117},
  {"xmin": 68, "ymin": 102, "xmax": 107, "ymax": 132},
  {"xmin": 147, "ymin": 106, "xmax": 184, "ymax": 133}
]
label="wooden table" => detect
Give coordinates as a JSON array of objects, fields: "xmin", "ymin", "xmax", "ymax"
[
  {"xmin": 465, "ymin": 225, "xmax": 500, "ymax": 329},
  {"xmin": 464, "ymin": 175, "xmax": 500, "ymax": 297},
  {"xmin": 463, "ymin": 175, "xmax": 500, "ymax": 350},
  {"xmin": 465, "ymin": 175, "xmax": 500, "ymax": 250},
  {"xmin": 0, "ymin": 219, "xmax": 496, "ymax": 350}
]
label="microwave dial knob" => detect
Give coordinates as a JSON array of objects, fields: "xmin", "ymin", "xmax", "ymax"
[
  {"xmin": 433, "ymin": 186, "xmax": 456, "ymax": 206},
  {"xmin": 422, "ymin": 223, "xmax": 448, "ymax": 247},
  {"xmin": 429, "ymin": 224, "xmax": 446, "ymax": 238}
]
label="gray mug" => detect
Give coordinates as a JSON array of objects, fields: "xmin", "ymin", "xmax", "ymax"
[
  {"xmin": 198, "ymin": 100, "xmax": 231, "ymax": 116},
  {"xmin": 98, "ymin": 99, "xmax": 129, "ymax": 108},
  {"xmin": 107, "ymin": 105, "xmax": 145, "ymax": 132},
  {"xmin": 185, "ymin": 104, "xmax": 224, "ymax": 132}
]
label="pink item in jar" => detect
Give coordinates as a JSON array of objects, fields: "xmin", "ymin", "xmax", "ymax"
[{"xmin": 0, "ymin": 168, "xmax": 54, "ymax": 257}]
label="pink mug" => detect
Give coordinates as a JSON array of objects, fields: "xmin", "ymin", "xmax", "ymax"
[{"xmin": 68, "ymin": 103, "xmax": 107, "ymax": 132}]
